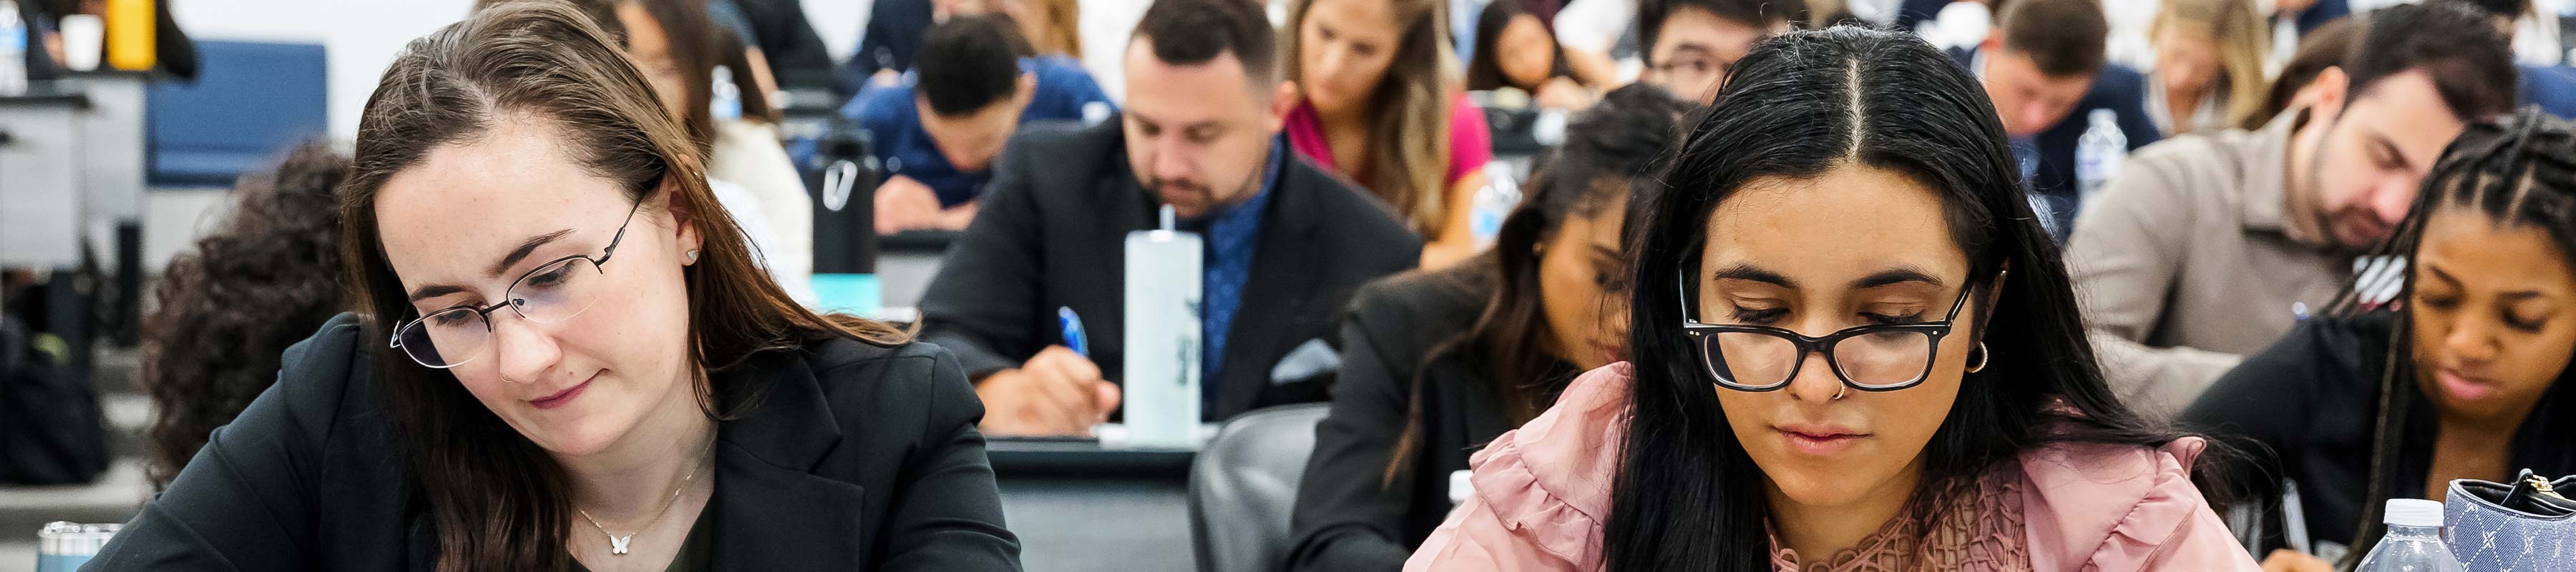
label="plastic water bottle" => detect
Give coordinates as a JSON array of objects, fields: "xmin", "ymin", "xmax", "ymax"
[
  {"xmin": 1468, "ymin": 164, "xmax": 1523, "ymax": 247},
  {"xmin": 2075, "ymin": 108, "xmax": 2127, "ymax": 204},
  {"xmin": 2354, "ymin": 499, "xmax": 2467, "ymax": 572},
  {"xmin": 0, "ymin": 1, "xmax": 26, "ymax": 97},
  {"xmin": 710, "ymin": 65, "xmax": 742, "ymax": 122}
]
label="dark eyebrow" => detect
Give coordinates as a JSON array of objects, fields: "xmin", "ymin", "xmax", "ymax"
[
  {"xmin": 406, "ymin": 229, "xmax": 576, "ymax": 304},
  {"xmin": 1851, "ymin": 267, "xmax": 1945, "ymax": 290},
  {"xmin": 488, "ymin": 229, "xmax": 577, "ymax": 278},
  {"xmin": 1590, "ymin": 245, "xmax": 1621, "ymax": 260},
  {"xmin": 2426, "ymin": 265, "xmax": 2462, "ymax": 288},
  {"xmin": 2369, "ymin": 132, "xmax": 2417, "ymax": 172},
  {"xmin": 1712, "ymin": 265, "xmax": 1797, "ymax": 289},
  {"xmin": 1668, "ymin": 44, "xmax": 1714, "ymax": 58},
  {"xmin": 407, "ymin": 285, "xmax": 469, "ymax": 304}
]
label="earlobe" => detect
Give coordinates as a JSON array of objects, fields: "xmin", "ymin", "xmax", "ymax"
[{"xmin": 1269, "ymin": 82, "xmax": 1300, "ymax": 131}]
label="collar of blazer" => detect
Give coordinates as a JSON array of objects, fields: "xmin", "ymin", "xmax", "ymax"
[{"xmin": 703, "ymin": 350, "xmax": 872, "ymax": 569}]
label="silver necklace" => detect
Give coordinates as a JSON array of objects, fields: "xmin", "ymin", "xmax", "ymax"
[{"xmin": 576, "ymin": 440, "xmax": 716, "ymax": 556}]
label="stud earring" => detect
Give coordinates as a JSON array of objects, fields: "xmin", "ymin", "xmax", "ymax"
[{"xmin": 685, "ymin": 250, "xmax": 700, "ymax": 263}]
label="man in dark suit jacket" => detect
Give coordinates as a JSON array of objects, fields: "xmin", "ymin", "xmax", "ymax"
[
  {"xmin": 1949, "ymin": 0, "xmax": 2160, "ymax": 240},
  {"xmin": 917, "ymin": 0, "xmax": 1420, "ymax": 437}
]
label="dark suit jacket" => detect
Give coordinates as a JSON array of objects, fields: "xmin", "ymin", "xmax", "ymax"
[
  {"xmin": 86, "ymin": 313, "xmax": 1020, "ymax": 571},
  {"xmin": 1950, "ymin": 47, "xmax": 2163, "ymax": 237},
  {"xmin": 1285, "ymin": 270, "xmax": 1564, "ymax": 572},
  {"xmin": 917, "ymin": 118, "xmax": 1421, "ymax": 421},
  {"xmin": 836, "ymin": 0, "xmax": 932, "ymax": 97}
]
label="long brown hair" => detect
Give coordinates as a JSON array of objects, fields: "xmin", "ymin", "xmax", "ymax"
[
  {"xmin": 1378, "ymin": 84, "xmax": 1687, "ymax": 486},
  {"xmin": 2152, "ymin": 0, "xmax": 2270, "ymax": 132},
  {"xmin": 1284, "ymin": 0, "xmax": 1458, "ymax": 235},
  {"xmin": 340, "ymin": 2, "xmax": 904, "ymax": 568}
]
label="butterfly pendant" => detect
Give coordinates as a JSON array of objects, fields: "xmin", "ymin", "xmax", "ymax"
[{"xmin": 608, "ymin": 533, "xmax": 634, "ymax": 555}]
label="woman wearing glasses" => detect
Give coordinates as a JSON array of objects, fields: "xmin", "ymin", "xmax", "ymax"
[
  {"xmin": 1405, "ymin": 27, "xmax": 2255, "ymax": 571},
  {"xmin": 86, "ymin": 3, "xmax": 1018, "ymax": 571}
]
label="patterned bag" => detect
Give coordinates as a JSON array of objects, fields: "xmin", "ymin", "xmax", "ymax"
[{"xmin": 2444, "ymin": 470, "xmax": 2576, "ymax": 572}]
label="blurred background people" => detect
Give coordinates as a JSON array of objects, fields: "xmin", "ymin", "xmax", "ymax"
[
  {"xmin": 2070, "ymin": 3, "xmax": 2519, "ymax": 416},
  {"xmin": 2243, "ymin": 15, "xmax": 2363, "ymax": 131},
  {"xmin": 1286, "ymin": 84, "xmax": 1684, "ymax": 572},
  {"xmin": 2437, "ymin": 0, "xmax": 2576, "ymax": 118},
  {"xmin": 1281, "ymin": 0, "xmax": 1494, "ymax": 267},
  {"xmin": 2185, "ymin": 109, "xmax": 2576, "ymax": 571},
  {"xmin": 1956, "ymin": 0, "xmax": 2161, "ymax": 239},
  {"xmin": 1637, "ymin": 0, "xmax": 1802, "ymax": 104},
  {"xmin": 1465, "ymin": 0, "xmax": 1599, "ymax": 111},
  {"xmin": 848, "ymin": 14, "xmax": 1113, "ymax": 234},
  {"xmin": 915, "ymin": 0, "xmax": 1417, "ymax": 437},
  {"xmin": 2147, "ymin": 0, "xmax": 2272, "ymax": 136}
]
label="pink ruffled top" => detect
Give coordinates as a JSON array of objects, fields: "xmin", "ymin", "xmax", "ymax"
[{"xmin": 1402, "ymin": 363, "xmax": 2260, "ymax": 571}]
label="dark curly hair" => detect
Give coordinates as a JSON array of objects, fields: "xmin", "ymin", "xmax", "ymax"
[{"xmin": 141, "ymin": 141, "xmax": 351, "ymax": 490}]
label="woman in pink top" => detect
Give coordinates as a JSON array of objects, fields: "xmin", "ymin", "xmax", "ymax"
[
  {"xmin": 1406, "ymin": 27, "xmax": 2260, "ymax": 571},
  {"xmin": 1282, "ymin": 0, "xmax": 1495, "ymax": 267}
]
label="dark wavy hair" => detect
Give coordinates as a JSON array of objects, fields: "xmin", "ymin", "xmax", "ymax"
[
  {"xmin": 1604, "ymin": 26, "xmax": 2216, "ymax": 570},
  {"xmin": 1382, "ymin": 84, "xmax": 1691, "ymax": 485},
  {"xmin": 2327, "ymin": 108, "xmax": 2576, "ymax": 563},
  {"xmin": 140, "ymin": 142, "xmax": 350, "ymax": 490}
]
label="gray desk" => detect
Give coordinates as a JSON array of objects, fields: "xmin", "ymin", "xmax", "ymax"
[{"xmin": 990, "ymin": 438, "xmax": 1197, "ymax": 572}]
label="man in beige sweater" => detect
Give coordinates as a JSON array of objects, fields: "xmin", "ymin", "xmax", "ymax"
[{"xmin": 2066, "ymin": 4, "xmax": 2519, "ymax": 416}]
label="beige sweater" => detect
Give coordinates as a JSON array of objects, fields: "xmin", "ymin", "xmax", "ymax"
[{"xmin": 2066, "ymin": 110, "xmax": 2353, "ymax": 418}]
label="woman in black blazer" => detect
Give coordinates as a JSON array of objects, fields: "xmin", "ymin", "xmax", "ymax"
[
  {"xmin": 2183, "ymin": 109, "xmax": 2576, "ymax": 569},
  {"xmin": 88, "ymin": 2, "xmax": 1018, "ymax": 570},
  {"xmin": 1282, "ymin": 85, "xmax": 1687, "ymax": 572}
]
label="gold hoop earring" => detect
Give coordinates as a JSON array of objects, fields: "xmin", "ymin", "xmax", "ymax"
[{"xmin": 1964, "ymin": 342, "xmax": 1989, "ymax": 373}]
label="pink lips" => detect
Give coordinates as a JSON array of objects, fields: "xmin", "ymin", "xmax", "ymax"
[
  {"xmin": 2435, "ymin": 368, "xmax": 2502, "ymax": 403},
  {"xmin": 1775, "ymin": 423, "xmax": 1869, "ymax": 456},
  {"xmin": 529, "ymin": 375, "xmax": 595, "ymax": 410}
]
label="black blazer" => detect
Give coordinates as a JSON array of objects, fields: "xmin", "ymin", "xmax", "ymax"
[
  {"xmin": 1947, "ymin": 47, "xmax": 2163, "ymax": 237},
  {"xmin": 1285, "ymin": 270, "xmax": 1567, "ymax": 572},
  {"xmin": 2182, "ymin": 313, "xmax": 2576, "ymax": 554},
  {"xmin": 917, "ymin": 117, "xmax": 1421, "ymax": 421},
  {"xmin": 87, "ymin": 313, "xmax": 1021, "ymax": 571}
]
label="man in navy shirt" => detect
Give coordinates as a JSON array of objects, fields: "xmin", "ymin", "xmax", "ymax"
[
  {"xmin": 846, "ymin": 15, "xmax": 1114, "ymax": 233},
  {"xmin": 1951, "ymin": 0, "xmax": 2161, "ymax": 240}
]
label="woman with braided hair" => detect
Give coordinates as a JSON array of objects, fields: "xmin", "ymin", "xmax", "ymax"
[{"xmin": 2185, "ymin": 107, "xmax": 2576, "ymax": 570}]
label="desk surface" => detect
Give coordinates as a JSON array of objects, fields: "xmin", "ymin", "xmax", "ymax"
[
  {"xmin": 0, "ymin": 89, "xmax": 90, "ymax": 109},
  {"xmin": 1000, "ymin": 473, "xmax": 1194, "ymax": 572},
  {"xmin": 993, "ymin": 439, "xmax": 1199, "ymax": 572}
]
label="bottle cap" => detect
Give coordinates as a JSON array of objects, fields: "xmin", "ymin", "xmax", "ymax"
[{"xmin": 2384, "ymin": 498, "xmax": 2444, "ymax": 528}]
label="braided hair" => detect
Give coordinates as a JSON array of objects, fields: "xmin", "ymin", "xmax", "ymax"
[{"xmin": 2333, "ymin": 107, "xmax": 2576, "ymax": 561}]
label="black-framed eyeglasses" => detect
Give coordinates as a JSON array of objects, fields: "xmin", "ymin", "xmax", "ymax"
[
  {"xmin": 1677, "ymin": 272, "xmax": 1981, "ymax": 393},
  {"xmin": 388, "ymin": 198, "xmax": 648, "ymax": 369}
]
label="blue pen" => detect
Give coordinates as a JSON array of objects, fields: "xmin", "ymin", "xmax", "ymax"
[{"xmin": 1058, "ymin": 307, "xmax": 1089, "ymax": 358}]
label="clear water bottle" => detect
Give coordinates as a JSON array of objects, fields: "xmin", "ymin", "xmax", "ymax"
[
  {"xmin": 710, "ymin": 65, "xmax": 742, "ymax": 122},
  {"xmin": 2354, "ymin": 499, "xmax": 2467, "ymax": 572},
  {"xmin": 1468, "ymin": 164, "xmax": 1523, "ymax": 247},
  {"xmin": 0, "ymin": 0, "xmax": 26, "ymax": 97},
  {"xmin": 2075, "ymin": 108, "xmax": 2127, "ymax": 204}
]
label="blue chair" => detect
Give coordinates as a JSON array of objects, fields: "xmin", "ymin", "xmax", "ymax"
[{"xmin": 145, "ymin": 40, "xmax": 327, "ymax": 187}]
